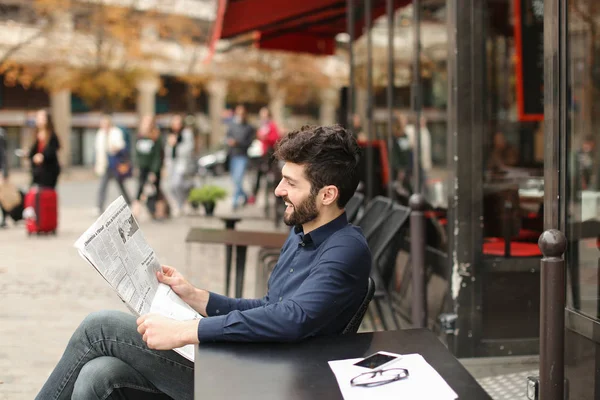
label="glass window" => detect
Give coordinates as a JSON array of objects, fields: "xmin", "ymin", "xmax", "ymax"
[
  {"xmin": 480, "ymin": 0, "xmax": 545, "ymax": 248},
  {"xmin": 565, "ymin": 0, "xmax": 600, "ymax": 319}
]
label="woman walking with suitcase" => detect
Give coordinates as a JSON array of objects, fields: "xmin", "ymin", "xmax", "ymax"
[
  {"xmin": 29, "ymin": 109, "xmax": 61, "ymax": 189},
  {"xmin": 25, "ymin": 109, "xmax": 61, "ymax": 234}
]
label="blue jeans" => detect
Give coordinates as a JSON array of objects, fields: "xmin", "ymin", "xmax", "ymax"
[
  {"xmin": 35, "ymin": 310, "xmax": 194, "ymax": 400},
  {"xmin": 229, "ymin": 155, "xmax": 249, "ymax": 208}
]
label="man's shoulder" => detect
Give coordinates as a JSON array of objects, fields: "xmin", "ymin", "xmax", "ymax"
[
  {"xmin": 324, "ymin": 225, "xmax": 370, "ymax": 254},
  {"xmin": 315, "ymin": 226, "xmax": 371, "ymax": 276}
]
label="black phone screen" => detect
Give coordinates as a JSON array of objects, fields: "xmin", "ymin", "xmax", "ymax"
[{"xmin": 353, "ymin": 353, "xmax": 398, "ymax": 369}]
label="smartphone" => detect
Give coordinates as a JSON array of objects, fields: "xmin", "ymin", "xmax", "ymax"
[{"xmin": 353, "ymin": 351, "xmax": 400, "ymax": 370}]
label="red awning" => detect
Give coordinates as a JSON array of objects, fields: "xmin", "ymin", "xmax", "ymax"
[{"xmin": 218, "ymin": 0, "xmax": 410, "ymax": 55}]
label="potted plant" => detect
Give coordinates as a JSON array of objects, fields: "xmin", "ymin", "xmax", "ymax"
[{"xmin": 188, "ymin": 185, "xmax": 228, "ymax": 216}]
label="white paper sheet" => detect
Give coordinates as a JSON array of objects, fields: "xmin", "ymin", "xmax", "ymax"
[{"xmin": 328, "ymin": 353, "xmax": 458, "ymax": 400}]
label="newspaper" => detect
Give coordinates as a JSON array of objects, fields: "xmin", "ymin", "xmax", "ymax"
[{"xmin": 74, "ymin": 196, "xmax": 201, "ymax": 362}]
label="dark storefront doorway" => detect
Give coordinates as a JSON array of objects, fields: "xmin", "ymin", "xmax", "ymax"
[{"xmin": 446, "ymin": 0, "xmax": 545, "ymax": 359}]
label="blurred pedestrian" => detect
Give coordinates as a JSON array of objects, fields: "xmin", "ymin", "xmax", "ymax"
[
  {"xmin": 487, "ymin": 131, "xmax": 518, "ymax": 177},
  {"xmin": 249, "ymin": 107, "xmax": 280, "ymax": 205},
  {"xmin": 405, "ymin": 115, "xmax": 433, "ymax": 174},
  {"xmin": 133, "ymin": 115, "xmax": 163, "ymax": 215},
  {"xmin": 575, "ymin": 135, "xmax": 596, "ymax": 191},
  {"xmin": 164, "ymin": 115, "xmax": 195, "ymax": 216},
  {"xmin": 226, "ymin": 105, "xmax": 255, "ymax": 210},
  {"xmin": 390, "ymin": 113, "xmax": 414, "ymax": 200},
  {"xmin": 351, "ymin": 114, "xmax": 367, "ymax": 141},
  {"xmin": 0, "ymin": 126, "xmax": 8, "ymax": 227},
  {"xmin": 94, "ymin": 114, "xmax": 131, "ymax": 214},
  {"xmin": 29, "ymin": 109, "xmax": 61, "ymax": 189}
]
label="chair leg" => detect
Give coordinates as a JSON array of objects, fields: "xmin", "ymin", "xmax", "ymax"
[
  {"xmin": 386, "ymin": 294, "xmax": 400, "ymax": 330},
  {"xmin": 373, "ymin": 298, "xmax": 389, "ymax": 331},
  {"xmin": 363, "ymin": 307, "xmax": 374, "ymax": 331},
  {"xmin": 366, "ymin": 302, "xmax": 380, "ymax": 331}
]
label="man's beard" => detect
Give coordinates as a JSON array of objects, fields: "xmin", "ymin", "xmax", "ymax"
[{"xmin": 282, "ymin": 192, "xmax": 319, "ymax": 227}]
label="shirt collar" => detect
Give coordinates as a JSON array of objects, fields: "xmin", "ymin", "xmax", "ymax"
[{"xmin": 294, "ymin": 212, "xmax": 349, "ymax": 248}]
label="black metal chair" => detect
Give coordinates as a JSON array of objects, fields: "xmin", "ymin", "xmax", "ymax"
[
  {"xmin": 394, "ymin": 243, "xmax": 450, "ymax": 330},
  {"xmin": 366, "ymin": 202, "xmax": 411, "ymax": 330},
  {"xmin": 343, "ymin": 277, "xmax": 375, "ymax": 334},
  {"xmin": 355, "ymin": 195, "xmax": 393, "ymax": 240},
  {"xmin": 345, "ymin": 192, "xmax": 365, "ymax": 224}
]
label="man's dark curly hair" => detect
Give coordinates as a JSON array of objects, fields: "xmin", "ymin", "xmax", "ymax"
[{"xmin": 274, "ymin": 124, "xmax": 360, "ymax": 208}]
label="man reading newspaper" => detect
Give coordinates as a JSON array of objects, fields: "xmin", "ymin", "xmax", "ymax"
[{"xmin": 36, "ymin": 125, "xmax": 372, "ymax": 400}]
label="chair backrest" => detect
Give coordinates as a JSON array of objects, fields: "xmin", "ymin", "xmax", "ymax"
[
  {"xmin": 345, "ymin": 192, "xmax": 364, "ymax": 223},
  {"xmin": 355, "ymin": 196, "xmax": 392, "ymax": 240},
  {"xmin": 342, "ymin": 276, "xmax": 376, "ymax": 334},
  {"xmin": 368, "ymin": 202, "xmax": 411, "ymax": 287}
]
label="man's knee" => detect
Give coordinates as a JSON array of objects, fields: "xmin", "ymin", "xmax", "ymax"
[
  {"xmin": 72, "ymin": 357, "xmax": 120, "ymax": 399},
  {"xmin": 77, "ymin": 310, "xmax": 132, "ymax": 339}
]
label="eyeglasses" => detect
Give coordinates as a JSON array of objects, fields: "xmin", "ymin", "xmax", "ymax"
[{"xmin": 350, "ymin": 368, "xmax": 410, "ymax": 387}]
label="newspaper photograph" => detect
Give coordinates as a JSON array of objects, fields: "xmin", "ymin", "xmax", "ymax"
[{"xmin": 74, "ymin": 196, "xmax": 201, "ymax": 362}]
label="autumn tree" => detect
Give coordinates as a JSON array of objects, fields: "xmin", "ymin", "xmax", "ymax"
[
  {"xmin": 209, "ymin": 48, "xmax": 337, "ymax": 107},
  {"xmin": 0, "ymin": 0, "xmax": 71, "ymax": 87},
  {"xmin": 0, "ymin": 0, "xmax": 214, "ymax": 112}
]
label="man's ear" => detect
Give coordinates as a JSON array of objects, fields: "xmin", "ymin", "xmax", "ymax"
[{"xmin": 320, "ymin": 185, "xmax": 339, "ymax": 207}]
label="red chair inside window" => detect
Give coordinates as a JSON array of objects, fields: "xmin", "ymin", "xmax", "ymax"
[{"xmin": 482, "ymin": 186, "xmax": 541, "ymax": 258}]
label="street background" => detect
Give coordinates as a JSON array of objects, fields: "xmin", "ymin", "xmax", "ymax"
[
  {"xmin": 0, "ymin": 171, "xmax": 288, "ymax": 399},
  {"xmin": 0, "ymin": 169, "xmax": 540, "ymax": 400}
]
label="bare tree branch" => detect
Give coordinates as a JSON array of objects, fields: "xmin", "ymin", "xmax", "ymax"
[{"xmin": 0, "ymin": 27, "xmax": 50, "ymax": 65}]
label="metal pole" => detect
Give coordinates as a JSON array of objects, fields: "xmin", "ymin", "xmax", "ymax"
[
  {"xmin": 410, "ymin": 193, "xmax": 427, "ymax": 328},
  {"xmin": 411, "ymin": 0, "xmax": 422, "ymax": 193},
  {"xmin": 408, "ymin": 0, "xmax": 426, "ymax": 329},
  {"xmin": 538, "ymin": 229, "xmax": 567, "ymax": 400},
  {"xmin": 346, "ymin": 0, "xmax": 355, "ymax": 129},
  {"xmin": 597, "ymin": 237, "xmax": 600, "ymax": 320},
  {"xmin": 386, "ymin": 0, "xmax": 394, "ymax": 199},
  {"xmin": 365, "ymin": 0, "xmax": 374, "ymax": 201}
]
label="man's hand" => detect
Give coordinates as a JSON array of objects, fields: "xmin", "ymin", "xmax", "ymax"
[
  {"xmin": 227, "ymin": 138, "xmax": 237, "ymax": 147},
  {"xmin": 137, "ymin": 314, "xmax": 199, "ymax": 350},
  {"xmin": 33, "ymin": 153, "xmax": 44, "ymax": 165},
  {"xmin": 157, "ymin": 265, "xmax": 210, "ymax": 316}
]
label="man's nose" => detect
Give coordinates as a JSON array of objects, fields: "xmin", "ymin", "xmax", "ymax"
[{"xmin": 274, "ymin": 181, "xmax": 286, "ymax": 198}]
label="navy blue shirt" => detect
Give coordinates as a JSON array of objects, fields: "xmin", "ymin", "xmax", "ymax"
[{"xmin": 197, "ymin": 212, "xmax": 371, "ymax": 342}]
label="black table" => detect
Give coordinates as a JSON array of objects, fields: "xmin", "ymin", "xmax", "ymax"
[
  {"xmin": 186, "ymin": 228, "xmax": 288, "ymax": 298},
  {"xmin": 194, "ymin": 329, "xmax": 491, "ymax": 399},
  {"xmin": 217, "ymin": 217, "xmax": 242, "ymax": 297}
]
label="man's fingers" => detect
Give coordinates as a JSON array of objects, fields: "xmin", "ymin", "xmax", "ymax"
[
  {"xmin": 136, "ymin": 315, "xmax": 146, "ymax": 326},
  {"xmin": 137, "ymin": 322, "xmax": 146, "ymax": 335},
  {"xmin": 157, "ymin": 271, "xmax": 176, "ymax": 285},
  {"xmin": 161, "ymin": 265, "xmax": 177, "ymax": 276}
]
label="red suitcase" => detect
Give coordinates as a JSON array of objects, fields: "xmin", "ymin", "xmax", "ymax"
[{"xmin": 25, "ymin": 186, "xmax": 58, "ymax": 235}]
